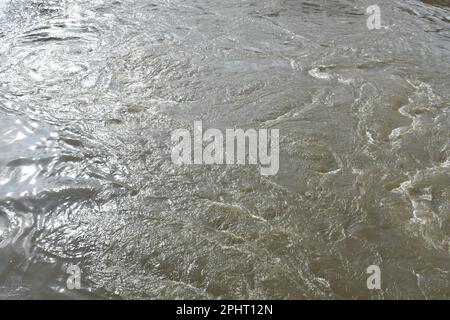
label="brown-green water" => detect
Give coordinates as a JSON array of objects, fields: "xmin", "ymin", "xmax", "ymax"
[{"xmin": 0, "ymin": 0, "xmax": 449, "ymax": 299}]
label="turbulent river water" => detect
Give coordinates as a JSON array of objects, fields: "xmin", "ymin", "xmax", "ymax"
[{"xmin": 0, "ymin": 0, "xmax": 449, "ymax": 299}]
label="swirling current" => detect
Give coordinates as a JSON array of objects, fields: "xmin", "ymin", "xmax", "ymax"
[{"xmin": 0, "ymin": 0, "xmax": 449, "ymax": 299}]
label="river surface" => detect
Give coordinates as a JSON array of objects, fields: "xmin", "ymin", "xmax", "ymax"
[{"xmin": 0, "ymin": 0, "xmax": 449, "ymax": 299}]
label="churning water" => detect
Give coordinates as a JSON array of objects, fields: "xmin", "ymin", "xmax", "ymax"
[{"xmin": 0, "ymin": 0, "xmax": 449, "ymax": 299}]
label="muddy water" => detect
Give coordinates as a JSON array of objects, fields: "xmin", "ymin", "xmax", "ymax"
[{"xmin": 0, "ymin": 0, "xmax": 449, "ymax": 299}]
